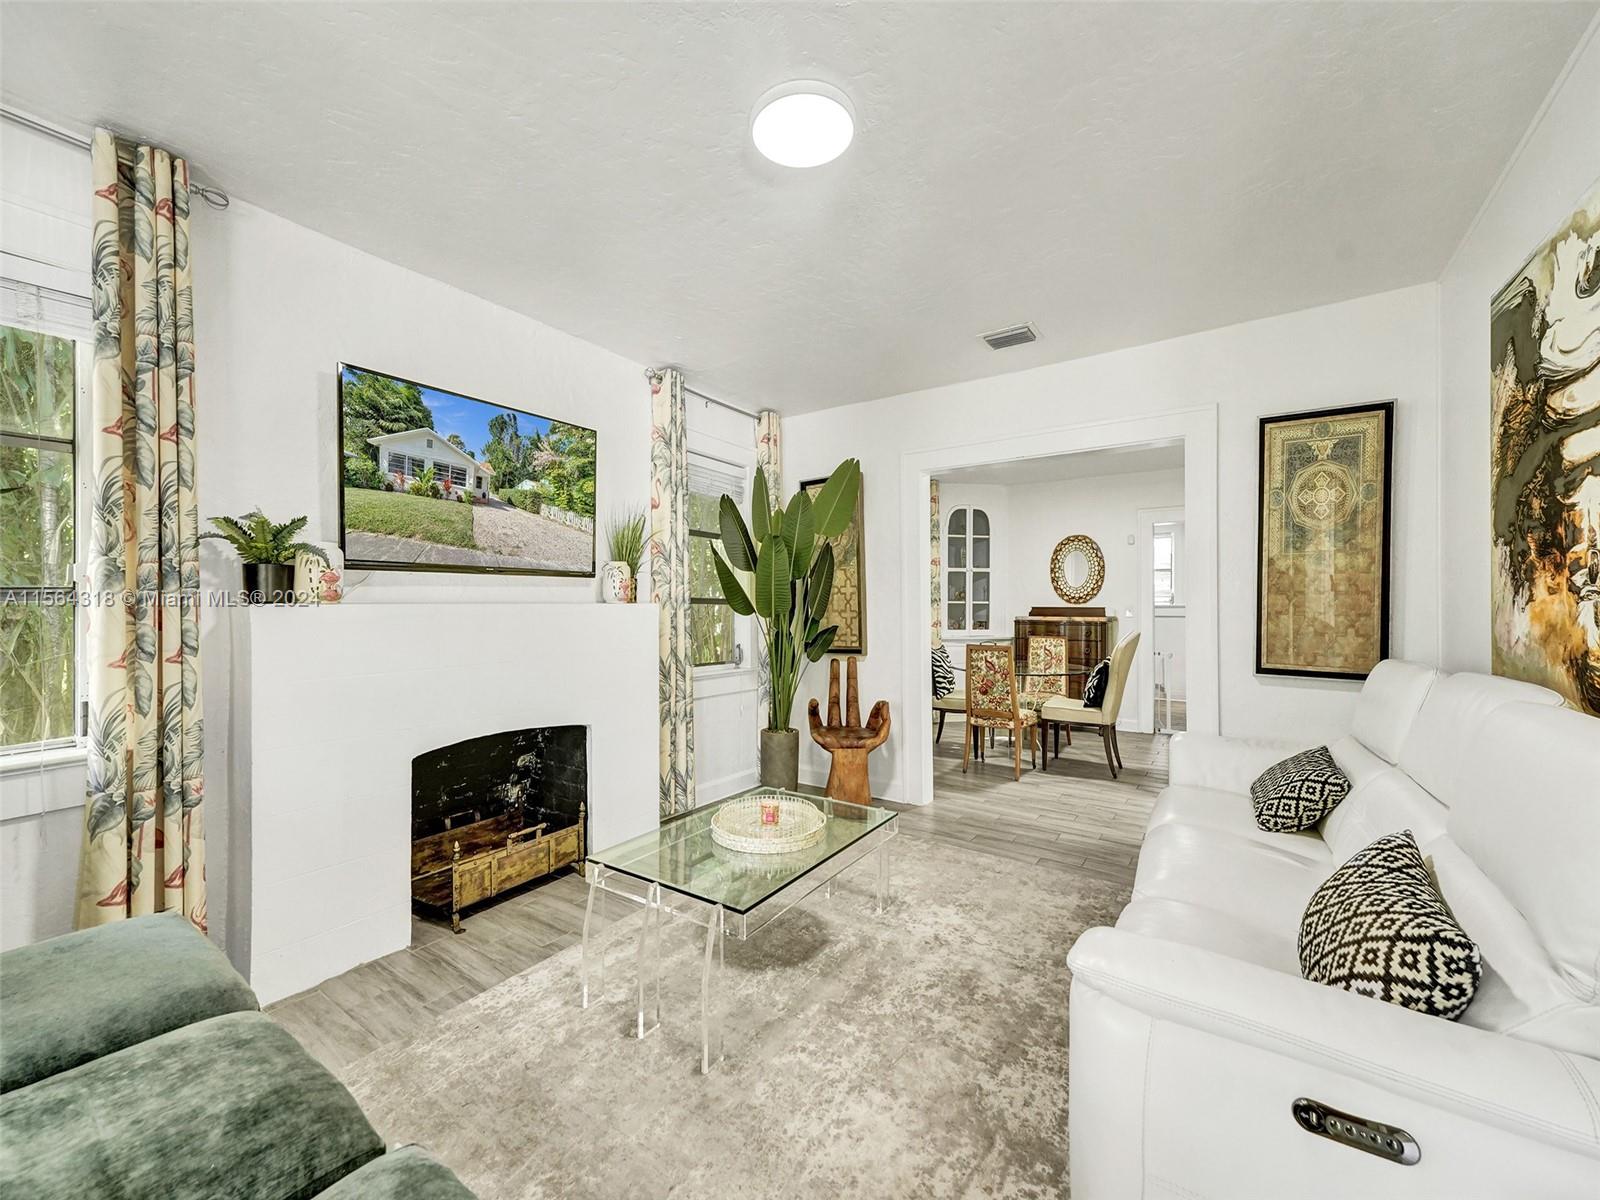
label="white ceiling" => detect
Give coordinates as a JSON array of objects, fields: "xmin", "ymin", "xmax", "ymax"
[
  {"xmin": 938, "ymin": 442, "xmax": 1186, "ymax": 486},
  {"xmin": 3, "ymin": 3, "xmax": 1594, "ymax": 413}
]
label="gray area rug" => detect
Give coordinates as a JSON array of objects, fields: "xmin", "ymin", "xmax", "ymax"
[{"xmin": 342, "ymin": 837, "xmax": 1128, "ymax": 1199}]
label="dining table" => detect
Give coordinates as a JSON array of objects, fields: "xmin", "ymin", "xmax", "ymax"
[{"xmin": 949, "ymin": 639, "xmax": 1089, "ymax": 769}]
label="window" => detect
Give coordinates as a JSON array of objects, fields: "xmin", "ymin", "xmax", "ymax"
[
  {"xmin": 1, "ymin": 318, "xmax": 82, "ymax": 752},
  {"xmin": 387, "ymin": 451, "xmax": 406, "ymax": 476},
  {"xmin": 434, "ymin": 461, "xmax": 467, "ymax": 487},
  {"xmin": 945, "ymin": 506, "xmax": 991, "ymax": 632},
  {"xmin": 687, "ymin": 453, "xmax": 749, "ymax": 669},
  {"xmin": 408, "ymin": 455, "xmax": 427, "ymax": 478},
  {"xmin": 1153, "ymin": 525, "xmax": 1179, "ymax": 606}
]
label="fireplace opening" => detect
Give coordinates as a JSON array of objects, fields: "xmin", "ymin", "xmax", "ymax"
[{"xmin": 410, "ymin": 725, "xmax": 587, "ymax": 933}]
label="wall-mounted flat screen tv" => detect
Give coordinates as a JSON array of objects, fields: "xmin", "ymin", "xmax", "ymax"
[{"xmin": 337, "ymin": 363, "xmax": 597, "ymax": 577}]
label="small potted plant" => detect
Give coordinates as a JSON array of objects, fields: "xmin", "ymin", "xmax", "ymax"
[
  {"xmin": 602, "ymin": 507, "xmax": 648, "ymax": 602},
  {"xmin": 203, "ymin": 509, "xmax": 326, "ymax": 604},
  {"xmin": 710, "ymin": 459, "xmax": 861, "ymax": 789}
]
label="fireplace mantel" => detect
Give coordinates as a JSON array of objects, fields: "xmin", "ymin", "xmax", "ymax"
[{"xmin": 221, "ymin": 601, "xmax": 658, "ymax": 1003}]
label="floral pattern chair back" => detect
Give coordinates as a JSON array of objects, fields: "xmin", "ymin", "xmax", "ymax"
[
  {"xmin": 1020, "ymin": 635, "xmax": 1068, "ymax": 711},
  {"xmin": 966, "ymin": 643, "xmax": 1020, "ymax": 722}
]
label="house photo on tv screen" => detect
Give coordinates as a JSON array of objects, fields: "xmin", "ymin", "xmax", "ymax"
[{"xmin": 338, "ymin": 363, "xmax": 597, "ymax": 576}]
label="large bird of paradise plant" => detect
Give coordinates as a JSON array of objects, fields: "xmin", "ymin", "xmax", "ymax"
[{"xmin": 711, "ymin": 459, "xmax": 862, "ymax": 731}]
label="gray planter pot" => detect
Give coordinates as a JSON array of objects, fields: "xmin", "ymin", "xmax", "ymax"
[
  {"xmin": 243, "ymin": 562, "xmax": 296, "ymax": 605},
  {"xmin": 759, "ymin": 728, "xmax": 800, "ymax": 791}
]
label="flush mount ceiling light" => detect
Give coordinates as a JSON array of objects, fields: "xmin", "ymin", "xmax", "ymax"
[{"xmin": 751, "ymin": 81, "xmax": 854, "ymax": 168}]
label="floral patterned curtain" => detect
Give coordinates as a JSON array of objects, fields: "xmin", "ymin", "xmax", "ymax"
[
  {"xmin": 754, "ymin": 409, "xmax": 781, "ymax": 708},
  {"xmin": 649, "ymin": 368, "xmax": 695, "ymax": 816},
  {"xmin": 77, "ymin": 130, "xmax": 206, "ymax": 930},
  {"xmin": 930, "ymin": 478, "xmax": 942, "ymax": 648},
  {"xmin": 756, "ymin": 409, "xmax": 781, "ymax": 496}
]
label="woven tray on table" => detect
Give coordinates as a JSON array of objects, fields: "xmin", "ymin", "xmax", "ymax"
[{"xmin": 709, "ymin": 792, "xmax": 827, "ymax": 854}]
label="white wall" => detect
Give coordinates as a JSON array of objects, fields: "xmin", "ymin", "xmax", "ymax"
[
  {"xmin": 782, "ymin": 284, "xmax": 1442, "ymax": 801},
  {"xmin": 1, "ymin": 179, "xmax": 658, "ymax": 960},
  {"xmin": 1006, "ymin": 468, "xmax": 1186, "ymax": 623},
  {"xmin": 190, "ymin": 197, "xmax": 649, "ymax": 595},
  {"xmin": 1437, "ymin": 20, "xmax": 1600, "ymax": 672},
  {"xmin": 241, "ymin": 602, "xmax": 657, "ymax": 1005},
  {"xmin": 191, "ymin": 197, "xmax": 654, "ymax": 974}
]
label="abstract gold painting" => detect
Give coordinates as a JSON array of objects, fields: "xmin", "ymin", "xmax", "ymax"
[
  {"xmin": 1256, "ymin": 403, "xmax": 1394, "ymax": 678},
  {"xmin": 803, "ymin": 473, "xmax": 867, "ymax": 655},
  {"xmin": 1490, "ymin": 181, "xmax": 1600, "ymax": 715}
]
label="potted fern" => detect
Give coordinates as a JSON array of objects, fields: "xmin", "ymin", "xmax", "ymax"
[
  {"xmin": 203, "ymin": 510, "xmax": 326, "ymax": 604},
  {"xmin": 710, "ymin": 459, "xmax": 861, "ymax": 789}
]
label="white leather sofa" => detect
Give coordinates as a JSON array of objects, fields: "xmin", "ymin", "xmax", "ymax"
[{"xmin": 1065, "ymin": 661, "xmax": 1600, "ymax": 1199}]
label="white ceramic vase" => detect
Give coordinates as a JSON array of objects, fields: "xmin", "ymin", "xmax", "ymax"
[
  {"xmin": 601, "ymin": 561, "xmax": 633, "ymax": 603},
  {"xmin": 294, "ymin": 543, "xmax": 344, "ymax": 604}
]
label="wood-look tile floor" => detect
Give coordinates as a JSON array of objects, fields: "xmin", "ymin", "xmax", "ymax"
[
  {"xmin": 267, "ymin": 725, "xmax": 1165, "ymax": 1074},
  {"xmin": 902, "ymin": 721, "xmax": 1166, "ymax": 887}
]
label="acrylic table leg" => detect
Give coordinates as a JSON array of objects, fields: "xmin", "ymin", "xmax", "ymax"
[
  {"xmin": 875, "ymin": 843, "xmax": 892, "ymax": 913},
  {"xmin": 580, "ymin": 867, "xmax": 603, "ymax": 1008},
  {"xmin": 635, "ymin": 882, "xmax": 661, "ymax": 1039},
  {"xmin": 700, "ymin": 905, "xmax": 725, "ymax": 1074}
]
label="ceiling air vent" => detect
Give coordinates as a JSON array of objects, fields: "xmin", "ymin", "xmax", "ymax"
[{"xmin": 980, "ymin": 322, "xmax": 1038, "ymax": 350}]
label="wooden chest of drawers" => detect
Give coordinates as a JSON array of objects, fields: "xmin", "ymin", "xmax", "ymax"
[{"xmin": 1014, "ymin": 610, "xmax": 1117, "ymax": 700}]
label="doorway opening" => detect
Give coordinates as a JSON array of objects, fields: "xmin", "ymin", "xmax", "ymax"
[{"xmin": 898, "ymin": 407, "xmax": 1219, "ymax": 812}]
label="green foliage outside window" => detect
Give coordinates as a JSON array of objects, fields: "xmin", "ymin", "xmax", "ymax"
[
  {"xmin": 688, "ymin": 491, "xmax": 734, "ymax": 667},
  {"xmin": 1, "ymin": 323, "xmax": 78, "ymax": 750}
]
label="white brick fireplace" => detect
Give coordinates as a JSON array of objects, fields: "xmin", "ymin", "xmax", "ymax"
[{"xmin": 217, "ymin": 600, "xmax": 659, "ymax": 1004}]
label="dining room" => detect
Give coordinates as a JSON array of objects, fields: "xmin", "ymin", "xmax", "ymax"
[{"xmin": 925, "ymin": 442, "xmax": 1189, "ymax": 838}]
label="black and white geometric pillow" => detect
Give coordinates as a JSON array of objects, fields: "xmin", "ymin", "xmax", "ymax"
[
  {"xmin": 1080, "ymin": 657, "xmax": 1111, "ymax": 707},
  {"xmin": 931, "ymin": 645, "xmax": 957, "ymax": 700},
  {"xmin": 1298, "ymin": 830, "xmax": 1481, "ymax": 1021},
  {"xmin": 1251, "ymin": 746, "xmax": 1351, "ymax": 832}
]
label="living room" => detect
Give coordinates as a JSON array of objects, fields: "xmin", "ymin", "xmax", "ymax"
[{"xmin": 1, "ymin": 4, "xmax": 1597, "ymax": 1198}]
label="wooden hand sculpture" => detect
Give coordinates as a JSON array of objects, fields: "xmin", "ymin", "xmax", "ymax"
[{"xmin": 807, "ymin": 657, "xmax": 891, "ymax": 811}]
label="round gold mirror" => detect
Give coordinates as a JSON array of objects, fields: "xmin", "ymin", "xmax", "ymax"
[{"xmin": 1049, "ymin": 534, "xmax": 1105, "ymax": 604}]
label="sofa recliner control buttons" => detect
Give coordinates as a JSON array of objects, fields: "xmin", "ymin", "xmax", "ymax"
[{"xmin": 1292, "ymin": 1098, "xmax": 1420, "ymax": 1165}]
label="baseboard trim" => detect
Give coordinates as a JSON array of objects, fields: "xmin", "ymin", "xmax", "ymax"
[
  {"xmin": 799, "ymin": 767, "xmax": 912, "ymax": 807},
  {"xmin": 699, "ymin": 767, "xmax": 759, "ymax": 804}
]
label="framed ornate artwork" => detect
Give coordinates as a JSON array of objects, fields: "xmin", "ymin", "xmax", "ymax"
[
  {"xmin": 1490, "ymin": 182, "xmax": 1600, "ymax": 716},
  {"xmin": 803, "ymin": 473, "xmax": 867, "ymax": 655},
  {"xmin": 1256, "ymin": 402, "xmax": 1394, "ymax": 679}
]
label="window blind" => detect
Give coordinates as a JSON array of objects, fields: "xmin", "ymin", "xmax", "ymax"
[
  {"xmin": 687, "ymin": 453, "xmax": 748, "ymax": 503},
  {"xmin": 0, "ymin": 278, "xmax": 92, "ymax": 339}
]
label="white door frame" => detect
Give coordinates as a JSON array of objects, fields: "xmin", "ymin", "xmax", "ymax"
[
  {"xmin": 898, "ymin": 406, "xmax": 1219, "ymax": 807},
  {"xmin": 1135, "ymin": 505, "xmax": 1186, "ymax": 735}
]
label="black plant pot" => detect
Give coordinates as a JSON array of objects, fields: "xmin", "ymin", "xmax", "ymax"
[{"xmin": 242, "ymin": 562, "xmax": 296, "ymax": 605}]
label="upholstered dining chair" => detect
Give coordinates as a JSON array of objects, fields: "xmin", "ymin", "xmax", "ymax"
[
  {"xmin": 1037, "ymin": 630, "xmax": 1141, "ymax": 778},
  {"xmin": 964, "ymin": 642, "xmax": 1038, "ymax": 781},
  {"xmin": 1018, "ymin": 634, "xmax": 1072, "ymax": 756}
]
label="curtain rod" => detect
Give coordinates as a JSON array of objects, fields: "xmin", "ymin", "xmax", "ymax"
[
  {"xmin": 1, "ymin": 106, "xmax": 88, "ymax": 150},
  {"xmin": 685, "ymin": 387, "xmax": 759, "ymax": 421},
  {"xmin": 1, "ymin": 106, "xmax": 231, "ymax": 209}
]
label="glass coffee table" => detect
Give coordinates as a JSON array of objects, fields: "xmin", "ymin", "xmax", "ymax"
[{"xmin": 580, "ymin": 788, "xmax": 897, "ymax": 1073}]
